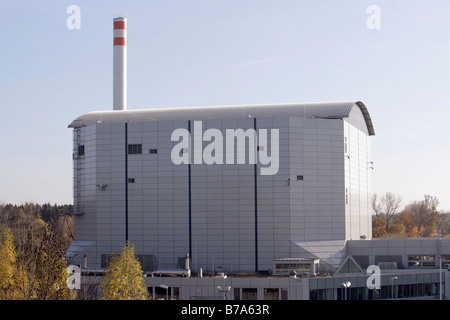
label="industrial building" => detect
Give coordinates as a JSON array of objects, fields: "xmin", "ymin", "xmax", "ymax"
[{"xmin": 66, "ymin": 17, "xmax": 450, "ymax": 300}]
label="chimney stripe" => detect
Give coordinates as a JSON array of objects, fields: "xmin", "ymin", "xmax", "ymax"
[
  {"xmin": 114, "ymin": 20, "xmax": 126, "ymax": 29},
  {"xmin": 114, "ymin": 37, "xmax": 126, "ymax": 46}
]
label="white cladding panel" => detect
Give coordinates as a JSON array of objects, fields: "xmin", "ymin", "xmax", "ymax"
[{"xmin": 71, "ymin": 114, "xmax": 372, "ymax": 273}]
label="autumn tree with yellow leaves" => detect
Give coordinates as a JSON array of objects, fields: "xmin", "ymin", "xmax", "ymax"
[
  {"xmin": 99, "ymin": 242, "xmax": 148, "ymax": 300},
  {"xmin": 0, "ymin": 228, "xmax": 18, "ymax": 299},
  {"xmin": 0, "ymin": 204, "xmax": 74, "ymax": 300}
]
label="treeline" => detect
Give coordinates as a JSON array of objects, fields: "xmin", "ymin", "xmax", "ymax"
[
  {"xmin": 0, "ymin": 202, "xmax": 73, "ymax": 242},
  {"xmin": 372, "ymin": 193, "xmax": 449, "ymax": 238},
  {"xmin": 0, "ymin": 202, "xmax": 148, "ymax": 300},
  {"xmin": 0, "ymin": 202, "xmax": 74, "ymax": 299}
]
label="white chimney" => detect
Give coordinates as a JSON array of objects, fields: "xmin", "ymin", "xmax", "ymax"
[{"xmin": 113, "ymin": 17, "xmax": 127, "ymax": 111}]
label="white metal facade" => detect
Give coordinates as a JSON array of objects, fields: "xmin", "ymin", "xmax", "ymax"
[{"xmin": 68, "ymin": 102, "xmax": 374, "ymax": 274}]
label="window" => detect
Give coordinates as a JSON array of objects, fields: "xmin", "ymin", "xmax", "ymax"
[
  {"xmin": 296, "ymin": 175, "xmax": 303, "ymax": 181},
  {"xmin": 264, "ymin": 288, "xmax": 279, "ymax": 300},
  {"xmin": 154, "ymin": 286, "xmax": 171, "ymax": 300},
  {"xmin": 423, "ymin": 255, "xmax": 436, "ymax": 267},
  {"xmin": 275, "ymin": 263, "xmax": 311, "ymax": 275},
  {"xmin": 408, "ymin": 255, "xmax": 420, "ymax": 268},
  {"xmin": 408, "ymin": 255, "xmax": 435, "ymax": 268},
  {"xmin": 242, "ymin": 288, "xmax": 257, "ymax": 300},
  {"xmin": 128, "ymin": 144, "xmax": 142, "ymax": 154},
  {"xmin": 149, "ymin": 149, "xmax": 158, "ymax": 154},
  {"xmin": 233, "ymin": 288, "xmax": 241, "ymax": 300},
  {"xmin": 135, "ymin": 254, "xmax": 158, "ymax": 272},
  {"xmin": 441, "ymin": 255, "xmax": 450, "ymax": 267},
  {"xmin": 128, "ymin": 178, "xmax": 135, "ymax": 183},
  {"xmin": 78, "ymin": 145, "xmax": 85, "ymax": 156}
]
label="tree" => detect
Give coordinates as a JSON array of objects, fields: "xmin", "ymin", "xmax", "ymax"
[
  {"xmin": 0, "ymin": 228, "xmax": 18, "ymax": 299},
  {"xmin": 0, "ymin": 202, "xmax": 75, "ymax": 300},
  {"xmin": 435, "ymin": 213, "xmax": 450, "ymax": 237},
  {"xmin": 389, "ymin": 223, "xmax": 406, "ymax": 236},
  {"xmin": 405, "ymin": 195, "xmax": 441, "ymax": 237},
  {"xmin": 372, "ymin": 216, "xmax": 387, "ymax": 238},
  {"xmin": 371, "ymin": 192, "xmax": 402, "ymax": 232},
  {"xmin": 408, "ymin": 226, "xmax": 420, "ymax": 238},
  {"xmin": 99, "ymin": 242, "xmax": 148, "ymax": 300},
  {"xmin": 12, "ymin": 214, "xmax": 72, "ymax": 299},
  {"xmin": 33, "ymin": 225, "xmax": 73, "ymax": 300},
  {"xmin": 396, "ymin": 210, "xmax": 415, "ymax": 236}
]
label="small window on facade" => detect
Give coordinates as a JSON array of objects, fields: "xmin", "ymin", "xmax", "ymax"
[
  {"xmin": 264, "ymin": 288, "xmax": 279, "ymax": 300},
  {"xmin": 149, "ymin": 149, "xmax": 158, "ymax": 154},
  {"xmin": 408, "ymin": 255, "xmax": 435, "ymax": 268},
  {"xmin": 281, "ymin": 289, "xmax": 288, "ymax": 300},
  {"xmin": 234, "ymin": 288, "xmax": 241, "ymax": 300},
  {"xmin": 78, "ymin": 145, "xmax": 85, "ymax": 156},
  {"xmin": 128, "ymin": 144, "xmax": 142, "ymax": 154},
  {"xmin": 297, "ymin": 175, "xmax": 303, "ymax": 181},
  {"xmin": 242, "ymin": 288, "xmax": 257, "ymax": 300},
  {"xmin": 128, "ymin": 178, "xmax": 135, "ymax": 183}
]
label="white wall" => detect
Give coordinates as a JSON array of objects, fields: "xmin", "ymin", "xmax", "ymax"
[{"xmin": 72, "ymin": 114, "xmax": 373, "ymax": 272}]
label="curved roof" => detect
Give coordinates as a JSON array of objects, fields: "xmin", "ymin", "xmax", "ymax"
[{"xmin": 68, "ymin": 101, "xmax": 375, "ymax": 135}]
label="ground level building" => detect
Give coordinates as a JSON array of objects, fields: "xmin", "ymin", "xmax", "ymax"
[{"xmin": 79, "ymin": 238, "xmax": 450, "ymax": 300}]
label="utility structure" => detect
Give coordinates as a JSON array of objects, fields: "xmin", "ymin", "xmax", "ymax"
[{"xmin": 113, "ymin": 17, "xmax": 127, "ymax": 111}]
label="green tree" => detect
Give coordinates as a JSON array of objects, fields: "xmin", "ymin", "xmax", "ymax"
[
  {"xmin": 99, "ymin": 242, "xmax": 148, "ymax": 300},
  {"xmin": 0, "ymin": 228, "xmax": 18, "ymax": 299}
]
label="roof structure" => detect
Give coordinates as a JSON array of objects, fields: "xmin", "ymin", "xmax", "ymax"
[{"xmin": 68, "ymin": 101, "xmax": 375, "ymax": 135}]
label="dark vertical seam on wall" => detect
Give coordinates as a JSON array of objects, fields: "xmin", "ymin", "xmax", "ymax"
[
  {"xmin": 254, "ymin": 117, "xmax": 258, "ymax": 273},
  {"xmin": 188, "ymin": 120, "xmax": 192, "ymax": 259},
  {"xmin": 125, "ymin": 122, "xmax": 129, "ymax": 244}
]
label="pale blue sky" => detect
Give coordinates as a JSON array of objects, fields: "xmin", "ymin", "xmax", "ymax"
[{"xmin": 0, "ymin": 0, "xmax": 449, "ymax": 211}]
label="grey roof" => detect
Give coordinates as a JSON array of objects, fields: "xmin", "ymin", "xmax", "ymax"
[{"xmin": 68, "ymin": 101, "xmax": 375, "ymax": 135}]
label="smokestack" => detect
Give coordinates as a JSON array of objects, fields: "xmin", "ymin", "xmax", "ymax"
[{"xmin": 113, "ymin": 17, "xmax": 127, "ymax": 111}]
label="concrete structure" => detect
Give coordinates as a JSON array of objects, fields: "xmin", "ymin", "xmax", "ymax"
[
  {"xmin": 140, "ymin": 238, "xmax": 450, "ymax": 300},
  {"xmin": 67, "ymin": 101, "xmax": 375, "ymax": 274},
  {"xmin": 80, "ymin": 238, "xmax": 450, "ymax": 300},
  {"xmin": 113, "ymin": 17, "xmax": 127, "ymax": 111}
]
